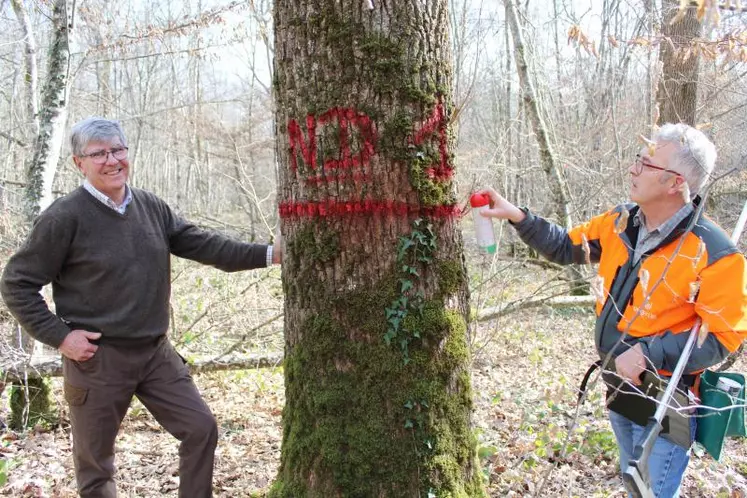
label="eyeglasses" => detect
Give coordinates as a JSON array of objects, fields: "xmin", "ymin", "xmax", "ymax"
[
  {"xmin": 633, "ymin": 154, "xmax": 681, "ymax": 176},
  {"xmin": 79, "ymin": 146, "xmax": 129, "ymax": 164}
]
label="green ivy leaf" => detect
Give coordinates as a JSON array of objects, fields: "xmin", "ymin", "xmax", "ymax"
[
  {"xmin": 397, "ymin": 238, "xmax": 415, "ymax": 260},
  {"xmin": 384, "ymin": 331, "xmax": 395, "ymax": 345},
  {"xmin": 404, "ymin": 419, "xmax": 414, "ymax": 429},
  {"xmin": 404, "ymin": 400, "xmax": 413, "ymax": 410},
  {"xmin": 400, "ymin": 279, "xmax": 413, "ymax": 293}
]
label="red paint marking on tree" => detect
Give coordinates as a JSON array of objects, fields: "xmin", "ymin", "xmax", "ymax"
[
  {"xmin": 288, "ymin": 114, "xmax": 317, "ymax": 171},
  {"xmin": 411, "ymin": 98, "xmax": 453, "ymax": 181},
  {"xmin": 279, "ymin": 201, "xmax": 461, "ymax": 219},
  {"xmin": 285, "ymin": 102, "xmax": 457, "ymax": 211},
  {"xmin": 287, "ymin": 107, "xmax": 376, "ymax": 172},
  {"xmin": 304, "ymin": 172, "xmax": 371, "ymax": 185}
]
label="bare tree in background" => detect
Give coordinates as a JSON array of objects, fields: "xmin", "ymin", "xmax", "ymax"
[
  {"xmin": 505, "ymin": 0, "xmax": 571, "ymax": 229},
  {"xmin": 656, "ymin": 0, "xmax": 702, "ymax": 125},
  {"xmin": 25, "ymin": 0, "xmax": 73, "ymax": 220},
  {"xmin": 6, "ymin": 0, "xmax": 73, "ymax": 430},
  {"xmin": 505, "ymin": 0, "xmax": 590, "ymax": 293},
  {"xmin": 10, "ymin": 0, "xmax": 40, "ymax": 140}
]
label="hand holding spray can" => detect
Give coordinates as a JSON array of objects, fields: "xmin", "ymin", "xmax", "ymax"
[{"xmin": 470, "ymin": 193, "xmax": 497, "ymax": 254}]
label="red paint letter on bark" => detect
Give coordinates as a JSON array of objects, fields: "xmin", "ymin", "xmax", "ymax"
[{"xmin": 288, "ymin": 114, "xmax": 317, "ymax": 170}]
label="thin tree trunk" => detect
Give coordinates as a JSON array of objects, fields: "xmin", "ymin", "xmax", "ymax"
[
  {"xmin": 25, "ymin": 0, "xmax": 72, "ymax": 219},
  {"xmin": 505, "ymin": 0, "xmax": 586, "ymax": 292},
  {"xmin": 2, "ymin": 52, "xmax": 21, "ymax": 188},
  {"xmin": 271, "ymin": 1, "xmax": 484, "ymax": 496},
  {"xmin": 95, "ymin": 48, "xmax": 113, "ymax": 115},
  {"xmin": 11, "ymin": 0, "xmax": 40, "ymax": 140},
  {"xmin": 505, "ymin": 0, "xmax": 571, "ymax": 229},
  {"xmin": 13, "ymin": 0, "xmax": 72, "ymax": 430}
]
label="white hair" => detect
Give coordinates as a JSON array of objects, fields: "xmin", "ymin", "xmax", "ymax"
[{"xmin": 655, "ymin": 123, "xmax": 716, "ymax": 199}]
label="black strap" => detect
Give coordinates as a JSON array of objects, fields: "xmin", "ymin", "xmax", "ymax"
[
  {"xmin": 578, "ymin": 360, "xmax": 602, "ymax": 403},
  {"xmin": 578, "ymin": 360, "xmax": 698, "ymax": 404}
]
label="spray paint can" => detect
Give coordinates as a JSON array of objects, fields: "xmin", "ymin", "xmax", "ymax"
[
  {"xmin": 716, "ymin": 377, "xmax": 743, "ymax": 398},
  {"xmin": 470, "ymin": 193, "xmax": 496, "ymax": 254}
]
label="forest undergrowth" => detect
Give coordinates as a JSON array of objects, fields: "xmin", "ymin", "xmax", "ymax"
[{"xmin": 0, "ymin": 255, "xmax": 744, "ymax": 497}]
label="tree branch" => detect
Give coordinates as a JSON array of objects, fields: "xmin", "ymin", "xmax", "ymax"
[{"xmin": 2, "ymin": 351, "xmax": 284, "ymax": 381}]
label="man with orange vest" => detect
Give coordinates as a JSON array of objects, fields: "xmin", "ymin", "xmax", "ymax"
[{"xmin": 478, "ymin": 123, "xmax": 747, "ymax": 497}]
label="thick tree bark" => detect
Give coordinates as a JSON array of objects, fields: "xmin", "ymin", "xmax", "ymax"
[
  {"xmin": 656, "ymin": 0, "xmax": 701, "ymax": 125},
  {"xmin": 25, "ymin": 0, "xmax": 72, "ymax": 219},
  {"xmin": 271, "ymin": 1, "xmax": 484, "ymax": 496}
]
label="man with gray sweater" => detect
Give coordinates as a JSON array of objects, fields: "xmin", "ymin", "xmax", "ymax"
[{"xmin": 0, "ymin": 117, "xmax": 281, "ymax": 497}]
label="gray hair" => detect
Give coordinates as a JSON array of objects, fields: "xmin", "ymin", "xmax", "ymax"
[
  {"xmin": 70, "ymin": 117, "xmax": 127, "ymax": 156},
  {"xmin": 654, "ymin": 123, "xmax": 716, "ymax": 199}
]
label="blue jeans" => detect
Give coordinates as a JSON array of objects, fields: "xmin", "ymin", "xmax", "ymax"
[{"xmin": 609, "ymin": 410, "xmax": 696, "ymax": 498}]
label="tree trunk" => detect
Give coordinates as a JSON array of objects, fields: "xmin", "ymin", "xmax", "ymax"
[
  {"xmin": 656, "ymin": 0, "xmax": 701, "ymax": 125},
  {"xmin": 12, "ymin": 0, "xmax": 72, "ymax": 431},
  {"xmin": 504, "ymin": 0, "xmax": 570, "ymax": 228},
  {"xmin": 271, "ymin": 1, "xmax": 484, "ymax": 496},
  {"xmin": 93, "ymin": 30, "xmax": 113, "ymax": 115},
  {"xmin": 25, "ymin": 0, "xmax": 72, "ymax": 219},
  {"xmin": 10, "ymin": 0, "xmax": 40, "ymax": 140},
  {"xmin": 505, "ymin": 0, "xmax": 587, "ymax": 293}
]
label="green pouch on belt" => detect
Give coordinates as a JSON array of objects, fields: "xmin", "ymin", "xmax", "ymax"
[{"xmin": 695, "ymin": 370, "xmax": 746, "ymax": 461}]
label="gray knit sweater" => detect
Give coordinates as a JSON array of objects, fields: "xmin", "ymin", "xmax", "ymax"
[{"xmin": 1, "ymin": 187, "xmax": 269, "ymax": 348}]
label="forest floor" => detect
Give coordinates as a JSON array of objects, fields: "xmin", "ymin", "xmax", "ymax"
[{"xmin": 0, "ymin": 263, "xmax": 745, "ymax": 497}]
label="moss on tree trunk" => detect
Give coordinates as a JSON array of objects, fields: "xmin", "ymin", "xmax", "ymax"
[
  {"xmin": 9, "ymin": 378, "xmax": 53, "ymax": 430},
  {"xmin": 271, "ymin": 1, "xmax": 484, "ymax": 496}
]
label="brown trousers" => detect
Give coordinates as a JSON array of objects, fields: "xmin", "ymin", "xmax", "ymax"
[{"xmin": 62, "ymin": 336, "xmax": 217, "ymax": 498}]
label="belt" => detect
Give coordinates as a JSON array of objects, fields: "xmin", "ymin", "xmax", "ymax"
[{"xmin": 578, "ymin": 360, "xmax": 698, "ymax": 403}]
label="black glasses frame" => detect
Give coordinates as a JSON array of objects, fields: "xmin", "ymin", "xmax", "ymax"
[{"xmin": 80, "ymin": 146, "xmax": 129, "ymax": 164}]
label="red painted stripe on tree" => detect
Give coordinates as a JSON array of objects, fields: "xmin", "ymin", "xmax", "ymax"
[{"xmin": 278, "ymin": 201, "xmax": 461, "ymax": 219}]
